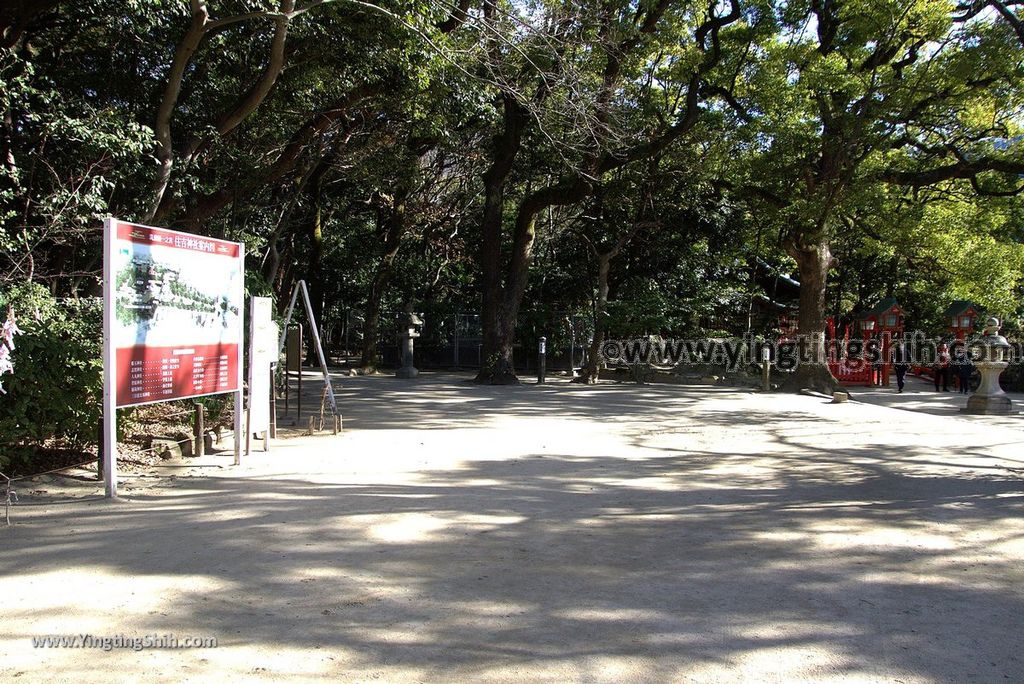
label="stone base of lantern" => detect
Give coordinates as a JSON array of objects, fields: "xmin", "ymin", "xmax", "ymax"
[
  {"xmin": 962, "ymin": 393, "xmax": 1013, "ymax": 415},
  {"xmin": 961, "ymin": 360, "xmax": 1013, "ymax": 415},
  {"xmin": 396, "ymin": 365, "xmax": 419, "ymax": 378}
]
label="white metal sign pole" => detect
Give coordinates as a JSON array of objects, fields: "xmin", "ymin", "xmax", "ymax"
[
  {"xmin": 299, "ymin": 280, "xmax": 338, "ymax": 416},
  {"xmin": 234, "ymin": 243, "xmax": 245, "ymax": 466},
  {"xmin": 234, "ymin": 386, "xmax": 244, "ymax": 466},
  {"xmin": 102, "ymin": 217, "xmax": 118, "ymax": 498},
  {"xmin": 276, "ymin": 283, "xmax": 301, "ymax": 360}
]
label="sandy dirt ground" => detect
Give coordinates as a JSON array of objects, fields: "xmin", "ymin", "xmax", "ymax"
[{"xmin": 3, "ymin": 372, "xmax": 1024, "ymax": 683}]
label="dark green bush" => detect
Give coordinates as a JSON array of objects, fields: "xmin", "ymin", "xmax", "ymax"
[{"xmin": 0, "ymin": 283, "xmax": 102, "ymax": 470}]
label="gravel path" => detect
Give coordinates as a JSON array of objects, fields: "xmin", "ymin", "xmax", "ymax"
[{"xmin": 4, "ymin": 373, "xmax": 1024, "ymax": 682}]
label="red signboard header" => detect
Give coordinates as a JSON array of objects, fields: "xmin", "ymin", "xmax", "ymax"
[{"xmin": 117, "ymin": 221, "xmax": 241, "ymax": 258}]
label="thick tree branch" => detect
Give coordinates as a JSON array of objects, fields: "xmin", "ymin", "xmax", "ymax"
[
  {"xmin": 146, "ymin": 0, "xmax": 211, "ymax": 220},
  {"xmin": 0, "ymin": 0, "xmax": 60, "ymax": 49},
  {"xmin": 990, "ymin": 0, "xmax": 1024, "ymax": 46},
  {"xmin": 181, "ymin": 81, "xmax": 384, "ymax": 226},
  {"xmin": 879, "ymin": 156, "xmax": 1024, "ymax": 186},
  {"xmin": 504, "ymin": 177, "xmax": 592, "ymax": 312},
  {"xmin": 208, "ymin": 0, "xmax": 294, "ymax": 142},
  {"xmin": 435, "ymin": 0, "xmax": 472, "ymax": 33},
  {"xmin": 149, "ymin": 0, "xmax": 314, "ymax": 222}
]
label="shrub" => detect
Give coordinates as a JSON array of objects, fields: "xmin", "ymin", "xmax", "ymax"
[{"xmin": 0, "ymin": 283, "xmax": 102, "ymax": 471}]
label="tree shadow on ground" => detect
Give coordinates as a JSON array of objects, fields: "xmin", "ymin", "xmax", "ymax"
[{"xmin": 5, "ymin": 376, "xmax": 1024, "ymax": 680}]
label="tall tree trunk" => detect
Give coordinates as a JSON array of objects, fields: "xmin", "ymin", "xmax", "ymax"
[
  {"xmin": 360, "ymin": 197, "xmax": 406, "ymax": 371},
  {"xmin": 578, "ymin": 206, "xmax": 649, "ymax": 383},
  {"xmin": 275, "ymin": 256, "xmax": 295, "ymax": 316},
  {"xmin": 475, "ymin": 95, "xmax": 526, "ymax": 384},
  {"xmin": 482, "ymin": 200, "xmax": 543, "ymax": 384},
  {"xmin": 784, "ymin": 236, "xmax": 839, "ymax": 393},
  {"xmin": 477, "ymin": 183, "xmax": 589, "ymax": 384},
  {"xmin": 304, "ymin": 184, "xmax": 324, "ymax": 366},
  {"xmin": 582, "ymin": 254, "xmax": 612, "ymax": 383},
  {"xmin": 477, "ymin": 177, "xmax": 511, "ymax": 382}
]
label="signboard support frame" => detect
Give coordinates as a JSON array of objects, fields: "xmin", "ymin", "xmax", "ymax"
[
  {"xmin": 102, "ymin": 217, "xmax": 118, "ymax": 498},
  {"xmin": 276, "ymin": 280, "xmax": 339, "ymax": 421},
  {"xmin": 233, "ymin": 244, "xmax": 245, "ymax": 465},
  {"xmin": 233, "ymin": 389, "xmax": 243, "ymax": 465}
]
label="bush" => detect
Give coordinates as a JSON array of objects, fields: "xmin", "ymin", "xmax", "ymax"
[{"xmin": 0, "ymin": 283, "xmax": 102, "ymax": 471}]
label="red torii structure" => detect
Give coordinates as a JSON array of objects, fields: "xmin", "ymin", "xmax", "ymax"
[
  {"xmin": 861, "ymin": 298, "xmax": 905, "ymax": 386},
  {"xmin": 826, "ymin": 298, "xmax": 905, "ymax": 387}
]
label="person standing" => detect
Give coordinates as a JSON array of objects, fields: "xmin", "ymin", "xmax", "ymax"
[
  {"xmin": 934, "ymin": 342, "xmax": 951, "ymax": 392},
  {"xmin": 894, "ymin": 340, "xmax": 909, "ymax": 393},
  {"xmin": 955, "ymin": 347, "xmax": 973, "ymax": 394}
]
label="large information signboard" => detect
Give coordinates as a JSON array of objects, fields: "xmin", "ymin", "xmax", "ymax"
[
  {"xmin": 109, "ymin": 221, "xmax": 243, "ymax": 406},
  {"xmin": 103, "ymin": 218, "xmax": 244, "ymax": 497}
]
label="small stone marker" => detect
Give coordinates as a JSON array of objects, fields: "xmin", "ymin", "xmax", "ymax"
[{"xmin": 832, "ymin": 391, "xmax": 849, "ymax": 403}]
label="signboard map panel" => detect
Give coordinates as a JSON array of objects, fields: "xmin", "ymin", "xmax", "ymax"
[{"xmin": 110, "ymin": 220, "xmax": 243, "ymax": 407}]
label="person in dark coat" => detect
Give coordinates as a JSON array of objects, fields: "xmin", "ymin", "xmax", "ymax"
[
  {"xmin": 954, "ymin": 347, "xmax": 973, "ymax": 394},
  {"xmin": 934, "ymin": 343, "xmax": 952, "ymax": 391},
  {"xmin": 893, "ymin": 340, "xmax": 909, "ymax": 393}
]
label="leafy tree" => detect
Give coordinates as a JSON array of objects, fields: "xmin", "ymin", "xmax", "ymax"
[
  {"xmin": 469, "ymin": 0, "xmax": 755, "ymax": 382},
  {"xmin": 731, "ymin": 0, "xmax": 1024, "ymax": 390}
]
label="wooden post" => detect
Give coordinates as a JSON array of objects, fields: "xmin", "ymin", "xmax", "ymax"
[
  {"xmin": 269, "ymin": 366, "xmax": 277, "ymax": 439},
  {"xmin": 97, "ymin": 416, "xmax": 104, "ymax": 480},
  {"xmin": 194, "ymin": 403, "xmax": 205, "ymax": 457},
  {"xmin": 245, "ymin": 391, "xmax": 252, "ymax": 457},
  {"xmin": 319, "ymin": 385, "xmax": 327, "ymax": 431}
]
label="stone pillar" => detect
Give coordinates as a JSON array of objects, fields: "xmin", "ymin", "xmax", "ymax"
[
  {"xmin": 537, "ymin": 336, "xmax": 546, "ymax": 384},
  {"xmin": 396, "ymin": 311, "xmax": 422, "ymax": 379}
]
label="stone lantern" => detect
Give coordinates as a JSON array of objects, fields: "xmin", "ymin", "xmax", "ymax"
[
  {"xmin": 396, "ymin": 311, "xmax": 423, "ymax": 379},
  {"xmin": 963, "ymin": 317, "xmax": 1012, "ymax": 415}
]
